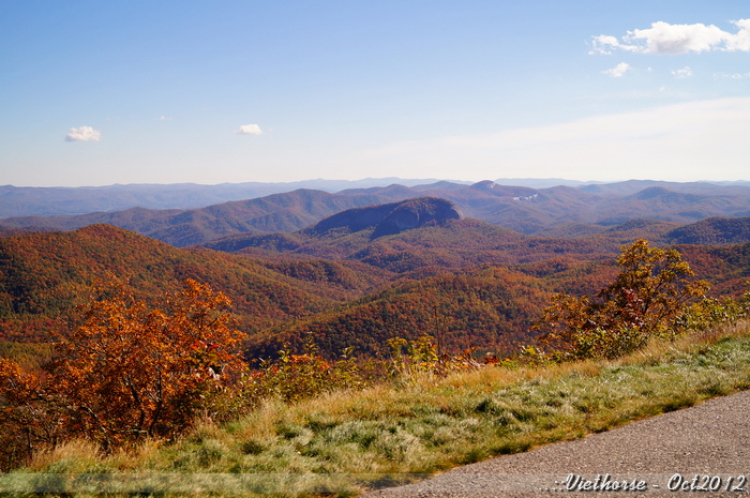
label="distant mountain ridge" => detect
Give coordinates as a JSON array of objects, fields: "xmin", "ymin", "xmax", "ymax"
[
  {"xmin": 3, "ymin": 178, "xmax": 748, "ymax": 219},
  {"xmin": 0, "ymin": 178, "xmax": 468, "ymax": 218},
  {"xmin": 0, "ymin": 189, "xmax": 416, "ymax": 247},
  {"xmin": 4, "ymin": 179, "xmax": 750, "ymax": 247}
]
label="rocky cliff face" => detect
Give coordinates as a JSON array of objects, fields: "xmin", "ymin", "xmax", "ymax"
[{"xmin": 313, "ymin": 197, "xmax": 463, "ymax": 237}]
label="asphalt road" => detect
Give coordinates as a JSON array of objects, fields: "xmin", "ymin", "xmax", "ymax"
[{"xmin": 363, "ymin": 389, "xmax": 750, "ymax": 497}]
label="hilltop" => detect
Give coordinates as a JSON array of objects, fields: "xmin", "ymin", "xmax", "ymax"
[
  {"xmin": 4, "ymin": 180, "xmax": 750, "ymax": 247},
  {"xmin": 665, "ymin": 216, "xmax": 750, "ymax": 245},
  {"xmin": 313, "ymin": 197, "xmax": 463, "ymax": 238},
  {"xmin": 200, "ymin": 198, "xmax": 622, "ymax": 276}
]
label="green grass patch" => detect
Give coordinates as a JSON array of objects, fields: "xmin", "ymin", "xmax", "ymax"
[{"xmin": 12, "ymin": 322, "xmax": 750, "ymax": 497}]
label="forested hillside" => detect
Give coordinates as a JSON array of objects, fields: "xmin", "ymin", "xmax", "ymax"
[
  {"xmin": 0, "ymin": 225, "xmax": 340, "ymax": 342},
  {"xmin": 3, "ymin": 205, "xmax": 750, "ymax": 359},
  {"xmin": 245, "ymin": 267, "xmax": 551, "ymax": 359},
  {"xmin": 202, "ymin": 198, "xmax": 626, "ymax": 276},
  {"xmin": 666, "ymin": 217, "xmax": 750, "ymax": 245}
]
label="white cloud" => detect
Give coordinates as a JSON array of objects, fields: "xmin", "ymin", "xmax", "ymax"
[
  {"xmin": 714, "ymin": 72, "xmax": 750, "ymax": 79},
  {"xmin": 603, "ymin": 62, "xmax": 632, "ymax": 77},
  {"xmin": 65, "ymin": 126, "xmax": 102, "ymax": 142},
  {"xmin": 235, "ymin": 124, "xmax": 263, "ymax": 135},
  {"xmin": 158, "ymin": 116, "xmax": 172, "ymax": 121},
  {"xmin": 726, "ymin": 19, "xmax": 750, "ymax": 52},
  {"xmin": 672, "ymin": 67, "xmax": 693, "ymax": 79},
  {"xmin": 589, "ymin": 35, "xmax": 625, "ymax": 55},
  {"xmin": 590, "ymin": 19, "xmax": 750, "ymax": 55}
]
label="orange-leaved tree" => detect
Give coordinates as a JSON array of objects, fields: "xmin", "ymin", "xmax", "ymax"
[
  {"xmin": 0, "ymin": 358, "xmax": 69, "ymax": 469},
  {"xmin": 52, "ymin": 278, "xmax": 247, "ymax": 448},
  {"xmin": 536, "ymin": 239, "xmax": 709, "ymax": 360},
  {"xmin": 0, "ymin": 277, "xmax": 246, "ymax": 464}
]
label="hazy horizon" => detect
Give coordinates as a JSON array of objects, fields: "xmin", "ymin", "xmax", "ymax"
[{"xmin": 4, "ymin": 176, "xmax": 750, "ymax": 191}]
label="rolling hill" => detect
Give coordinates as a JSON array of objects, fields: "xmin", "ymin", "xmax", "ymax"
[
  {"xmin": 0, "ymin": 189, "xmax": 416, "ymax": 247},
  {"xmin": 4, "ymin": 180, "xmax": 750, "ymax": 247},
  {"xmin": 4, "ymin": 194, "xmax": 750, "ymax": 360},
  {"xmin": 0, "ymin": 225, "xmax": 349, "ymax": 342},
  {"xmin": 0, "ymin": 219, "xmax": 583, "ymax": 358},
  {"xmin": 201, "ymin": 198, "xmax": 626, "ymax": 275},
  {"xmin": 666, "ymin": 217, "xmax": 750, "ymax": 245},
  {"xmin": 0, "ymin": 178, "xmax": 455, "ymax": 218},
  {"xmin": 245, "ymin": 267, "xmax": 552, "ymax": 359}
]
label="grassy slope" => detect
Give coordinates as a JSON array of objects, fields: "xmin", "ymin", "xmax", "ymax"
[{"xmin": 13, "ymin": 321, "xmax": 750, "ymax": 497}]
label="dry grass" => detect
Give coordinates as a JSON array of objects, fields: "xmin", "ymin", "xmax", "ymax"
[
  {"xmin": 12, "ymin": 321, "xmax": 750, "ymax": 497},
  {"xmin": 621, "ymin": 320, "xmax": 750, "ymax": 366},
  {"xmin": 28, "ymin": 440, "xmax": 102, "ymax": 472}
]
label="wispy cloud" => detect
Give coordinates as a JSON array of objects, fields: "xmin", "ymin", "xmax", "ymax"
[
  {"xmin": 672, "ymin": 67, "xmax": 693, "ymax": 79},
  {"xmin": 590, "ymin": 19, "xmax": 750, "ymax": 55},
  {"xmin": 235, "ymin": 124, "xmax": 263, "ymax": 135},
  {"xmin": 65, "ymin": 126, "xmax": 102, "ymax": 142},
  {"xmin": 714, "ymin": 72, "xmax": 750, "ymax": 80},
  {"xmin": 157, "ymin": 116, "xmax": 172, "ymax": 121},
  {"xmin": 603, "ymin": 62, "xmax": 632, "ymax": 77},
  {"xmin": 361, "ymin": 98, "xmax": 750, "ymax": 182}
]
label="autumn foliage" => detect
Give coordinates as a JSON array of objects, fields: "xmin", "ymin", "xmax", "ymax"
[
  {"xmin": 4, "ymin": 226, "xmax": 750, "ymax": 471},
  {"xmin": 0, "ymin": 278, "xmax": 246, "ymax": 467},
  {"xmin": 536, "ymin": 240, "xmax": 710, "ymax": 360}
]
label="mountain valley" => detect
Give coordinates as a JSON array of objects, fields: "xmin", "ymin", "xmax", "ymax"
[{"xmin": 3, "ymin": 180, "xmax": 750, "ymax": 359}]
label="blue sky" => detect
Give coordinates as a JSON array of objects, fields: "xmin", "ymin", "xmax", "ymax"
[{"xmin": 1, "ymin": 1, "xmax": 749, "ymax": 187}]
